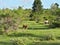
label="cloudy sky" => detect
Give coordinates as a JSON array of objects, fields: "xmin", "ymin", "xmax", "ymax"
[{"xmin": 0, "ymin": 0, "xmax": 60, "ymax": 9}]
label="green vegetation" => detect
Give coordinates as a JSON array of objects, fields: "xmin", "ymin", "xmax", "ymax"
[
  {"xmin": 30, "ymin": 0, "xmax": 43, "ymax": 22},
  {"xmin": 0, "ymin": 28, "xmax": 60, "ymax": 45},
  {"xmin": 0, "ymin": 0, "xmax": 60, "ymax": 45},
  {"xmin": 0, "ymin": 21, "xmax": 60, "ymax": 45}
]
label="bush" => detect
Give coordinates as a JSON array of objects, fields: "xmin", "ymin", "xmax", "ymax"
[
  {"xmin": 46, "ymin": 34, "xmax": 56, "ymax": 40},
  {"xmin": 49, "ymin": 22, "xmax": 60, "ymax": 28},
  {"xmin": 10, "ymin": 38, "xmax": 25, "ymax": 45}
]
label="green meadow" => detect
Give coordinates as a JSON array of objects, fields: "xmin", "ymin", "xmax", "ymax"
[{"xmin": 0, "ymin": 21, "xmax": 60, "ymax": 45}]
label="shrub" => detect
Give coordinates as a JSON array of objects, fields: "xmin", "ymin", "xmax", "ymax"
[
  {"xmin": 10, "ymin": 38, "xmax": 25, "ymax": 45},
  {"xmin": 49, "ymin": 22, "xmax": 60, "ymax": 28},
  {"xmin": 46, "ymin": 34, "xmax": 56, "ymax": 40}
]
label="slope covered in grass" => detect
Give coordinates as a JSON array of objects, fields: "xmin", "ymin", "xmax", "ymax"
[{"xmin": 0, "ymin": 28, "xmax": 60, "ymax": 45}]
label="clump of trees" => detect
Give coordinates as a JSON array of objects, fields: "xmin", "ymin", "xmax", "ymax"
[
  {"xmin": 0, "ymin": 9, "xmax": 19, "ymax": 33},
  {"xmin": 0, "ymin": 7, "xmax": 31, "ymax": 33},
  {"xmin": 30, "ymin": 0, "xmax": 60, "ymax": 28}
]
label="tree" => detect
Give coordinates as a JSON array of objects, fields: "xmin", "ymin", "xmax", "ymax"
[
  {"xmin": 30, "ymin": 0, "xmax": 43, "ymax": 22},
  {"xmin": 51, "ymin": 3, "xmax": 59, "ymax": 15},
  {"xmin": 0, "ymin": 8, "xmax": 21, "ymax": 33},
  {"xmin": 49, "ymin": 3, "xmax": 60, "ymax": 28}
]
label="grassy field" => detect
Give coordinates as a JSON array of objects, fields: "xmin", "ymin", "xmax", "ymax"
[{"xmin": 0, "ymin": 21, "xmax": 60, "ymax": 45}]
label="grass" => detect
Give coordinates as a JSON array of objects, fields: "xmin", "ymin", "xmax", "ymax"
[
  {"xmin": 0, "ymin": 21, "xmax": 60, "ymax": 45},
  {"xmin": 0, "ymin": 28, "xmax": 60, "ymax": 45}
]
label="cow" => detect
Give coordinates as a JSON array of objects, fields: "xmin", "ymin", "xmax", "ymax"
[
  {"xmin": 23, "ymin": 24, "xmax": 27, "ymax": 29},
  {"xmin": 44, "ymin": 19, "xmax": 49, "ymax": 25}
]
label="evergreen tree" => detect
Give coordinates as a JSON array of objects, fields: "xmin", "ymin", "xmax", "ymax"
[
  {"xmin": 32, "ymin": 0, "xmax": 42, "ymax": 13},
  {"xmin": 30, "ymin": 0, "xmax": 43, "ymax": 22}
]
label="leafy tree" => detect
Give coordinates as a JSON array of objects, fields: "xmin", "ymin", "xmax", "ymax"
[
  {"xmin": 50, "ymin": 3, "xmax": 60, "ymax": 28},
  {"xmin": 0, "ymin": 8, "xmax": 20, "ymax": 33},
  {"xmin": 51, "ymin": 3, "xmax": 59, "ymax": 15}
]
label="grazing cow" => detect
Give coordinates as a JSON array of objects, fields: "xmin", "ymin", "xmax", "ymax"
[
  {"xmin": 23, "ymin": 24, "xmax": 27, "ymax": 29},
  {"xmin": 44, "ymin": 19, "xmax": 49, "ymax": 25}
]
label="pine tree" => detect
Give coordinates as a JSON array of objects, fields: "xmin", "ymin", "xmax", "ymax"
[
  {"xmin": 30, "ymin": 0, "xmax": 43, "ymax": 22},
  {"xmin": 32, "ymin": 0, "xmax": 42, "ymax": 13}
]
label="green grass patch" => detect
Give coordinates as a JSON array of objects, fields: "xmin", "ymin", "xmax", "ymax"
[{"xmin": 0, "ymin": 28, "xmax": 60, "ymax": 45}]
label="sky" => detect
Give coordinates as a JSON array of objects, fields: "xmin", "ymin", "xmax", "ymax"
[{"xmin": 0, "ymin": 0, "xmax": 60, "ymax": 9}]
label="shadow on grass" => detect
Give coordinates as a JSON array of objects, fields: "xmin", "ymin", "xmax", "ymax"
[
  {"xmin": 28, "ymin": 27, "xmax": 50, "ymax": 30},
  {"xmin": 19, "ymin": 25, "xmax": 55, "ymax": 30},
  {"xmin": 0, "ymin": 41, "xmax": 12, "ymax": 45},
  {"xmin": 8, "ymin": 33, "xmax": 40, "ymax": 37},
  {"xmin": 8, "ymin": 32, "xmax": 48, "ymax": 40}
]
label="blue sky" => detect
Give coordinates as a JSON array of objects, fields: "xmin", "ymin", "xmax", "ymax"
[{"xmin": 0, "ymin": 0, "xmax": 60, "ymax": 9}]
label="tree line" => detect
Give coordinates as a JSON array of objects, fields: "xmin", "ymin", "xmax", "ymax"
[{"xmin": 30, "ymin": 0, "xmax": 60, "ymax": 28}]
